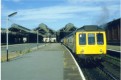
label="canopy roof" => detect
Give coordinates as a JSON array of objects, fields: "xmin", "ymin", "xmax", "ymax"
[
  {"xmin": 59, "ymin": 23, "xmax": 77, "ymax": 32},
  {"xmin": 34, "ymin": 23, "xmax": 55, "ymax": 35},
  {"xmin": 9, "ymin": 24, "xmax": 31, "ymax": 33}
]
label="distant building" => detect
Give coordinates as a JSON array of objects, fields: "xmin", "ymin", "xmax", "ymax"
[
  {"xmin": 1, "ymin": 24, "xmax": 43, "ymax": 44},
  {"xmin": 105, "ymin": 18, "xmax": 120, "ymax": 45},
  {"xmin": 50, "ymin": 37, "xmax": 56, "ymax": 42},
  {"xmin": 1, "ymin": 28, "xmax": 7, "ymax": 44},
  {"xmin": 43, "ymin": 35, "xmax": 56, "ymax": 43}
]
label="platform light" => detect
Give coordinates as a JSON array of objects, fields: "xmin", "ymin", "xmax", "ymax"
[{"xmin": 6, "ymin": 12, "xmax": 17, "ymax": 62}]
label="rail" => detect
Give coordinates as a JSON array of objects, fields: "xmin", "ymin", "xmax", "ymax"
[{"xmin": 92, "ymin": 62, "xmax": 119, "ymax": 80}]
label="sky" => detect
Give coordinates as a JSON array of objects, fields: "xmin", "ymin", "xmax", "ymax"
[{"xmin": 1, "ymin": 0, "xmax": 120, "ymax": 31}]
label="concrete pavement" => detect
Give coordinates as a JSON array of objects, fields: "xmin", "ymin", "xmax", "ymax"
[
  {"xmin": 1, "ymin": 43, "xmax": 44, "ymax": 55},
  {"xmin": 107, "ymin": 45, "xmax": 121, "ymax": 52},
  {"xmin": 1, "ymin": 43, "xmax": 83, "ymax": 80},
  {"xmin": 2, "ymin": 43, "xmax": 63, "ymax": 80}
]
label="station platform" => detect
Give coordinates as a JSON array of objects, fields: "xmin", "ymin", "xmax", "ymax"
[
  {"xmin": 107, "ymin": 45, "xmax": 121, "ymax": 52},
  {"xmin": 1, "ymin": 43, "xmax": 84, "ymax": 80}
]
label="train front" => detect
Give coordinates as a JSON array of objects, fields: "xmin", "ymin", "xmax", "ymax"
[{"xmin": 75, "ymin": 25, "xmax": 107, "ymax": 60}]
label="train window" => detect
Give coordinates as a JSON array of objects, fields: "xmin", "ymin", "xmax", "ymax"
[
  {"xmin": 79, "ymin": 34, "xmax": 86, "ymax": 45},
  {"xmin": 97, "ymin": 33, "xmax": 104, "ymax": 45},
  {"xmin": 88, "ymin": 33, "xmax": 95, "ymax": 45}
]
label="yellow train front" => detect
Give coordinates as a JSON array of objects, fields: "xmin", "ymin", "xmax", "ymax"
[{"xmin": 63, "ymin": 25, "xmax": 107, "ymax": 60}]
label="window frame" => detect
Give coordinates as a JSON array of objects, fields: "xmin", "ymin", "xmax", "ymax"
[
  {"xmin": 79, "ymin": 33, "xmax": 86, "ymax": 45},
  {"xmin": 88, "ymin": 33, "xmax": 95, "ymax": 45},
  {"xmin": 97, "ymin": 33, "xmax": 104, "ymax": 45}
]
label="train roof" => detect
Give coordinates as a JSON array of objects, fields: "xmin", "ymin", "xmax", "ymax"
[
  {"xmin": 77, "ymin": 25, "xmax": 104, "ymax": 31},
  {"xmin": 64, "ymin": 25, "xmax": 105, "ymax": 38}
]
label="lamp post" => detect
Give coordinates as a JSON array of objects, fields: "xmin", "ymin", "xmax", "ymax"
[
  {"xmin": 37, "ymin": 30, "xmax": 39, "ymax": 49},
  {"xmin": 47, "ymin": 32, "xmax": 50, "ymax": 43},
  {"xmin": 6, "ymin": 12, "xmax": 17, "ymax": 62}
]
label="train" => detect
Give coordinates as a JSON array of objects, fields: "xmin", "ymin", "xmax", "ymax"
[{"xmin": 61, "ymin": 25, "xmax": 107, "ymax": 61}]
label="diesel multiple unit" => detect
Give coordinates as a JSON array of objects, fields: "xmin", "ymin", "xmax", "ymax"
[{"xmin": 62, "ymin": 25, "xmax": 107, "ymax": 60}]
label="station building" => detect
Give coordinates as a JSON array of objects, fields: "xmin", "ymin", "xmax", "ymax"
[
  {"xmin": 43, "ymin": 35, "xmax": 56, "ymax": 43},
  {"xmin": 105, "ymin": 18, "xmax": 120, "ymax": 45},
  {"xmin": 1, "ymin": 24, "xmax": 43, "ymax": 45},
  {"xmin": 34, "ymin": 23, "xmax": 57, "ymax": 43}
]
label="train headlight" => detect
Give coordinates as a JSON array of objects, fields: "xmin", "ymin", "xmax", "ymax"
[
  {"xmin": 100, "ymin": 49, "xmax": 103, "ymax": 53},
  {"xmin": 81, "ymin": 49, "xmax": 84, "ymax": 53}
]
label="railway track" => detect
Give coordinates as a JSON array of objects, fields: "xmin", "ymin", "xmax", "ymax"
[
  {"xmin": 101, "ymin": 55, "xmax": 120, "ymax": 80},
  {"xmin": 94, "ymin": 61, "xmax": 119, "ymax": 80},
  {"xmin": 104, "ymin": 55, "xmax": 120, "ymax": 68},
  {"xmin": 78, "ymin": 60, "xmax": 119, "ymax": 80},
  {"xmin": 71, "ymin": 53, "xmax": 120, "ymax": 80},
  {"xmin": 65, "ymin": 46, "xmax": 120, "ymax": 80},
  {"xmin": 78, "ymin": 61, "xmax": 112, "ymax": 80}
]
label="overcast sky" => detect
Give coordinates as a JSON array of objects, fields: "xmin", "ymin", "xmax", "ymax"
[{"xmin": 1, "ymin": 0, "xmax": 120, "ymax": 30}]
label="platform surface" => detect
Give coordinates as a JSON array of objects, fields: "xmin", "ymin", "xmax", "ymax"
[
  {"xmin": 107, "ymin": 45, "xmax": 121, "ymax": 52},
  {"xmin": 1, "ymin": 43, "xmax": 82, "ymax": 80}
]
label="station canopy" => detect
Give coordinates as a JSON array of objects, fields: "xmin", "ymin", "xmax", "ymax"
[
  {"xmin": 1, "ymin": 28, "xmax": 6, "ymax": 33},
  {"xmin": 9, "ymin": 24, "xmax": 31, "ymax": 33},
  {"xmin": 58, "ymin": 23, "xmax": 77, "ymax": 32},
  {"xmin": 34, "ymin": 23, "xmax": 56, "ymax": 37}
]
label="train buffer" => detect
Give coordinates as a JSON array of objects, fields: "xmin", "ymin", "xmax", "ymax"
[{"xmin": 1, "ymin": 43, "xmax": 85, "ymax": 80}]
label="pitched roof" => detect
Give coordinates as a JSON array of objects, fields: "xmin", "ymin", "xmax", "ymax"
[
  {"xmin": 1, "ymin": 28, "xmax": 6, "ymax": 33},
  {"xmin": 34, "ymin": 23, "xmax": 55, "ymax": 35},
  {"xmin": 9, "ymin": 24, "xmax": 31, "ymax": 33}
]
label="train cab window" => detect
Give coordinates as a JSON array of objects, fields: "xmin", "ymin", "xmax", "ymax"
[
  {"xmin": 88, "ymin": 33, "xmax": 95, "ymax": 45},
  {"xmin": 97, "ymin": 33, "xmax": 104, "ymax": 45},
  {"xmin": 79, "ymin": 34, "xmax": 86, "ymax": 45}
]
